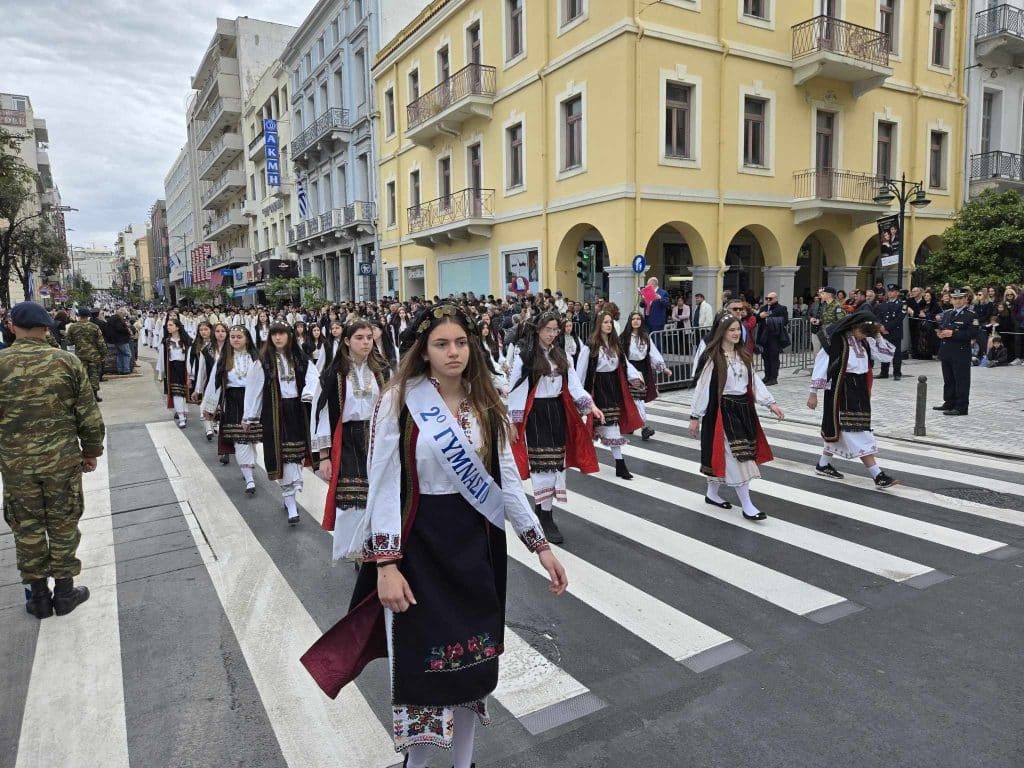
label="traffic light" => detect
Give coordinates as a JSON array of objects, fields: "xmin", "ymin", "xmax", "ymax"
[{"xmin": 577, "ymin": 246, "xmax": 594, "ymax": 283}]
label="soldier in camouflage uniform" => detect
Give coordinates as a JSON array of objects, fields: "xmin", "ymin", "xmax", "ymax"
[
  {"xmin": 65, "ymin": 307, "xmax": 106, "ymax": 402},
  {"xmin": 0, "ymin": 302, "xmax": 104, "ymax": 619}
]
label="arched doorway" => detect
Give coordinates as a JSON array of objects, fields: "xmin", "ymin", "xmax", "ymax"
[
  {"xmin": 555, "ymin": 223, "xmax": 608, "ymax": 301},
  {"xmin": 723, "ymin": 227, "xmax": 769, "ymax": 302},
  {"xmin": 642, "ymin": 222, "xmax": 709, "ymax": 301},
  {"xmin": 795, "ymin": 229, "xmax": 845, "ymax": 303},
  {"xmin": 858, "ymin": 235, "xmax": 882, "ymax": 289},
  {"xmin": 912, "ymin": 235, "xmax": 943, "ymax": 289}
]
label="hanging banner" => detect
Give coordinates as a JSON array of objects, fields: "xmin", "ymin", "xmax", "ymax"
[
  {"xmin": 877, "ymin": 214, "xmax": 901, "ymax": 268},
  {"xmin": 263, "ymin": 118, "xmax": 280, "ymax": 187}
]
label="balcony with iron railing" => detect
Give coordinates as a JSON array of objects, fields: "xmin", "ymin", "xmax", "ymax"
[
  {"xmin": 791, "ymin": 16, "xmax": 892, "ymax": 97},
  {"xmin": 408, "ymin": 188, "xmax": 494, "ymax": 245},
  {"xmin": 291, "ymin": 107, "xmax": 350, "ymax": 164},
  {"xmin": 197, "ymin": 97, "xmax": 242, "ymax": 150},
  {"xmin": 199, "ymin": 132, "xmax": 243, "ymax": 181},
  {"xmin": 248, "ymin": 131, "xmax": 265, "ymax": 160},
  {"xmin": 969, "ymin": 151, "xmax": 1024, "ymax": 192},
  {"xmin": 200, "ymin": 169, "xmax": 246, "ymax": 210},
  {"xmin": 203, "ymin": 209, "xmax": 247, "ymax": 241},
  {"xmin": 791, "ymin": 169, "xmax": 889, "ymax": 225},
  {"xmin": 975, "ymin": 4, "xmax": 1024, "ymax": 62},
  {"xmin": 406, "ymin": 64, "xmax": 497, "ymax": 146},
  {"xmin": 194, "ymin": 56, "xmax": 240, "ymax": 111}
]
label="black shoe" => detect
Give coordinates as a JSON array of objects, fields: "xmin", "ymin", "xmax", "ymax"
[
  {"xmin": 641, "ymin": 426, "xmax": 655, "ymax": 441},
  {"xmin": 942, "ymin": 409, "xmax": 968, "ymax": 416},
  {"xmin": 762, "ymin": 379, "xmax": 778, "ymax": 386},
  {"xmin": 704, "ymin": 496, "xmax": 732, "ymax": 509},
  {"xmin": 288, "ymin": 514, "xmax": 300, "ymax": 526},
  {"xmin": 245, "ymin": 482, "xmax": 256, "ymax": 495},
  {"xmin": 52, "ymin": 578, "xmax": 90, "ymax": 616},
  {"xmin": 219, "ymin": 454, "xmax": 230, "ymax": 465},
  {"xmin": 536, "ymin": 505, "xmax": 564, "ymax": 545},
  {"xmin": 932, "ymin": 403, "xmax": 952, "ymax": 411},
  {"xmin": 95, "ymin": 395, "xmax": 103, "ymax": 402},
  {"xmin": 742, "ymin": 510, "xmax": 768, "ymax": 521},
  {"xmin": 874, "ymin": 471, "xmax": 898, "ymax": 488},
  {"xmin": 893, "ymin": 375, "xmax": 902, "ymax": 381},
  {"xmin": 206, "ymin": 431, "xmax": 214, "ymax": 441},
  {"xmin": 615, "ymin": 458, "xmax": 633, "ymax": 480},
  {"xmin": 815, "ymin": 463, "xmax": 844, "ymax": 479},
  {"xmin": 25, "ymin": 579, "xmax": 53, "ymax": 619}
]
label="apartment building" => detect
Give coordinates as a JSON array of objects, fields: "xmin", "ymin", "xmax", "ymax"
[
  {"xmin": 114, "ymin": 223, "xmax": 148, "ymax": 297},
  {"xmin": 374, "ymin": 0, "xmax": 966, "ymax": 308},
  {"xmin": 185, "ymin": 17, "xmax": 296, "ymax": 296},
  {"xmin": 0, "ymin": 92, "xmax": 64, "ymax": 304},
  {"xmin": 164, "ymin": 146, "xmax": 194, "ymax": 301},
  {"xmin": 282, "ymin": 0, "xmax": 383, "ymax": 303},
  {"xmin": 965, "ymin": 0, "xmax": 1024, "ymax": 199},
  {"xmin": 148, "ymin": 200, "xmax": 169, "ymax": 299},
  {"xmin": 69, "ymin": 247, "xmax": 115, "ymax": 291}
]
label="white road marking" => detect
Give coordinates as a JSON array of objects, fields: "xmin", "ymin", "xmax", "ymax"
[
  {"xmin": 150, "ymin": 424, "xmax": 396, "ymax": 768},
  {"xmin": 16, "ymin": 443, "xmax": 130, "ymax": 768}
]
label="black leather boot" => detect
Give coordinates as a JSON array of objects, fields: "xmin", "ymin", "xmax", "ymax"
[
  {"xmin": 535, "ymin": 504, "xmax": 564, "ymax": 545},
  {"xmin": 52, "ymin": 577, "xmax": 90, "ymax": 616},
  {"xmin": 25, "ymin": 579, "xmax": 53, "ymax": 619},
  {"xmin": 641, "ymin": 426, "xmax": 655, "ymax": 441},
  {"xmin": 615, "ymin": 458, "xmax": 633, "ymax": 480}
]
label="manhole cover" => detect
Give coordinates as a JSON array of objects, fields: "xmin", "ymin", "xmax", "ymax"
[{"xmin": 936, "ymin": 487, "xmax": 1023, "ymax": 508}]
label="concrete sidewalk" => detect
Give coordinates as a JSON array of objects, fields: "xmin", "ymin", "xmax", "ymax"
[{"xmin": 659, "ymin": 357, "xmax": 1024, "ymax": 457}]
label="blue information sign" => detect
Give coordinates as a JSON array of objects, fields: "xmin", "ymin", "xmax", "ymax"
[
  {"xmin": 263, "ymin": 119, "xmax": 280, "ymax": 188},
  {"xmin": 632, "ymin": 255, "xmax": 646, "ymax": 274}
]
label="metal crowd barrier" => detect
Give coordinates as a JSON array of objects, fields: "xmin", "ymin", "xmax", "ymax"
[{"xmin": 651, "ymin": 318, "xmax": 816, "ymax": 391}]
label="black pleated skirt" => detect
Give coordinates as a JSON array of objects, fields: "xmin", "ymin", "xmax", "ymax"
[
  {"xmin": 336, "ymin": 420, "xmax": 370, "ymax": 509},
  {"xmin": 525, "ymin": 397, "xmax": 566, "ymax": 474},
  {"xmin": 592, "ymin": 371, "xmax": 621, "ymax": 426}
]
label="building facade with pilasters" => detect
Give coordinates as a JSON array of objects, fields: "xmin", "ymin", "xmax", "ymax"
[{"xmin": 374, "ymin": 0, "xmax": 966, "ymax": 310}]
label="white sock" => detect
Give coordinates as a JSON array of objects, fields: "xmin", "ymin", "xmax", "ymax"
[
  {"xmin": 452, "ymin": 707, "xmax": 477, "ymax": 768},
  {"xmin": 240, "ymin": 466, "xmax": 254, "ymax": 484},
  {"xmin": 868, "ymin": 465, "xmax": 882, "ymax": 479},
  {"xmin": 610, "ymin": 445, "xmax": 623, "ymax": 460},
  {"xmin": 284, "ymin": 494, "xmax": 298, "ymax": 518},
  {"xmin": 818, "ymin": 453, "xmax": 832, "ymax": 468},
  {"xmin": 405, "ymin": 745, "xmax": 430, "ymax": 768},
  {"xmin": 735, "ymin": 482, "xmax": 761, "ymax": 517},
  {"xmin": 706, "ymin": 480, "xmax": 726, "ymax": 503}
]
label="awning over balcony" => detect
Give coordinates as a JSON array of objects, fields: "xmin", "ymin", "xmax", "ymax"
[
  {"xmin": 408, "ymin": 188, "xmax": 494, "ymax": 246},
  {"xmin": 792, "ymin": 16, "xmax": 892, "ymax": 97}
]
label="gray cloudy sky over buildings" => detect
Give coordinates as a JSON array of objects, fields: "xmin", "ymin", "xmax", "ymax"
[{"xmin": 2, "ymin": 1, "xmax": 308, "ymax": 249}]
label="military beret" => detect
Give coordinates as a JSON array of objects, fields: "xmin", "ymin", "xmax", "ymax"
[
  {"xmin": 10, "ymin": 302, "xmax": 57, "ymax": 330},
  {"xmin": 76, "ymin": 307, "xmax": 93, "ymax": 317},
  {"xmin": 820, "ymin": 286, "xmax": 836, "ymax": 295}
]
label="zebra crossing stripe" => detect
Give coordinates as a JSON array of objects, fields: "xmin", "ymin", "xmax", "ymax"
[
  {"xmin": 525, "ymin": 480, "xmax": 861, "ymax": 623},
  {"xmin": 151, "ymin": 424, "xmax": 397, "ymax": 768},
  {"xmin": 506, "ymin": 526, "xmax": 749, "ymax": 672},
  {"xmin": 644, "ymin": 412, "xmax": 1024, "ymax": 501},
  {"xmin": 16, "ymin": 442, "xmax": 131, "ymax": 768},
  {"xmin": 585, "ymin": 449, "xmax": 939, "ymax": 584},
  {"xmin": 610, "ymin": 443, "xmax": 1007, "ymax": 556},
  {"xmin": 274, "ymin": 447, "xmax": 604, "ymax": 729}
]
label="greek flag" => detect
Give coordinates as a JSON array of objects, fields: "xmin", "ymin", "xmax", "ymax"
[
  {"xmin": 297, "ymin": 176, "xmax": 309, "ymax": 220},
  {"xmin": 183, "ymin": 270, "xmax": 193, "ymax": 289}
]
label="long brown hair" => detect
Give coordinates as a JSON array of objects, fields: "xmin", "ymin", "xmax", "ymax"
[
  {"xmin": 529, "ymin": 311, "xmax": 570, "ymax": 385},
  {"xmin": 588, "ymin": 310, "xmax": 624, "ymax": 359},
  {"xmin": 389, "ymin": 310, "xmax": 508, "ymax": 465},
  {"xmin": 703, "ymin": 315, "xmax": 753, "ymax": 376},
  {"xmin": 223, "ymin": 325, "xmax": 258, "ymax": 374}
]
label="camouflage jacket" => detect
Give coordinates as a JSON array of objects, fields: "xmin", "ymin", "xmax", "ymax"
[
  {"xmin": 0, "ymin": 338, "xmax": 105, "ymax": 475},
  {"xmin": 65, "ymin": 320, "xmax": 106, "ymax": 361}
]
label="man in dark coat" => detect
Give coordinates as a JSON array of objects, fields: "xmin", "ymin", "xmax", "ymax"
[
  {"xmin": 875, "ymin": 284, "xmax": 906, "ymax": 380},
  {"xmin": 934, "ymin": 287, "xmax": 977, "ymax": 416},
  {"xmin": 756, "ymin": 292, "xmax": 789, "ymax": 385}
]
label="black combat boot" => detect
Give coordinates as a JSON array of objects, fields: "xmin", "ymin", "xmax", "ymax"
[
  {"xmin": 52, "ymin": 577, "xmax": 90, "ymax": 616},
  {"xmin": 641, "ymin": 426, "xmax": 655, "ymax": 441},
  {"xmin": 535, "ymin": 504, "xmax": 564, "ymax": 545},
  {"xmin": 25, "ymin": 579, "xmax": 53, "ymax": 619},
  {"xmin": 615, "ymin": 458, "xmax": 634, "ymax": 480}
]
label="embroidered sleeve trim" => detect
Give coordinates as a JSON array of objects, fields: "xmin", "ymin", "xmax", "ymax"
[
  {"xmin": 519, "ymin": 526, "xmax": 549, "ymax": 553},
  {"xmin": 509, "ymin": 409, "xmax": 525, "ymax": 423},
  {"xmin": 573, "ymin": 395, "xmax": 593, "ymax": 415},
  {"xmin": 810, "ymin": 378, "xmax": 829, "ymax": 390},
  {"xmin": 363, "ymin": 531, "xmax": 402, "ymax": 561}
]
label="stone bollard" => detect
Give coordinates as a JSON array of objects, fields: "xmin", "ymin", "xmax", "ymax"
[{"xmin": 914, "ymin": 375, "xmax": 927, "ymax": 437}]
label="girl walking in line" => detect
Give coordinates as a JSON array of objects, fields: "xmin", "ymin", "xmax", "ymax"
[
  {"xmin": 203, "ymin": 326, "xmax": 262, "ymax": 482},
  {"xmin": 156, "ymin": 318, "xmax": 193, "ymax": 429},
  {"xmin": 689, "ymin": 315, "xmax": 784, "ymax": 521},
  {"xmin": 620, "ymin": 311, "xmax": 667, "ymax": 442}
]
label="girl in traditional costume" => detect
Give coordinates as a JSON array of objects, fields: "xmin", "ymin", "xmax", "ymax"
[
  {"xmin": 509, "ymin": 311, "xmax": 602, "ymax": 544},
  {"xmin": 312, "ymin": 320, "xmax": 385, "ymax": 560},
  {"xmin": 156, "ymin": 318, "xmax": 192, "ymax": 428},
  {"xmin": 620, "ymin": 311, "xmax": 667, "ymax": 442},
  {"xmin": 580, "ymin": 310, "xmax": 645, "ymax": 480},
  {"xmin": 300, "ymin": 303, "xmax": 567, "ymax": 768},
  {"xmin": 243, "ymin": 323, "xmax": 319, "ymax": 524},
  {"xmin": 203, "ymin": 326, "xmax": 261, "ymax": 480},
  {"xmin": 187, "ymin": 321, "xmax": 216, "ymax": 440},
  {"xmin": 806, "ymin": 308, "xmax": 898, "ymax": 488},
  {"xmin": 688, "ymin": 314, "xmax": 784, "ymax": 520},
  {"xmin": 561, "ymin": 317, "xmax": 587, "ymax": 381}
]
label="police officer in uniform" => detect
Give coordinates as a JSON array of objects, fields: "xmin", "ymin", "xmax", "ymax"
[
  {"xmin": 933, "ymin": 287, "xmax": 977, "ymax": 416},
  {"xmin": 0, "ymin": 302, "xmax": 104, "ymax": 619},
  {"xmin": 876, "ymin": 284, "xmax": 906, "ymax": 380},
  {"xmin": 65, "ymin": 307, "xmax": 106, "ymax": 402}
]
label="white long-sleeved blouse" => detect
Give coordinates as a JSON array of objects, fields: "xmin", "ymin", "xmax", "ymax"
[
  {"xmin": 627, "ymin": 335, "xmax": 667, "ymax": 372},
  {"xmin": 310, "ymin": 361, "xmax": 381, "ymax": 452},
  {"xmin": 202, "ymin": 352, "xmax": 257, "ymax": 412},
  {"xmin": 690, "ymin": 357, "xmax": 776, "ymax": 419},
  {"xmin": 243, "ymin": 354, "xmax": 319, "ymax": 421},
  {"xmin": 363, "ymin": 384, "xmax": 548, "ymax": 561},
  {"xmin": 507, "ymin": 347, "xmax": 593, "ymax": 423},
  {"xmin": 155, "ymin": 337, "xmax": 188, "ymax": 379},
  {"xmin": 576, "ymin": 347, "xmax": 643, "ymax": 387},
  {"xmin": 809, "ymin": 335, "xmax": 895, "ymax": 391}
]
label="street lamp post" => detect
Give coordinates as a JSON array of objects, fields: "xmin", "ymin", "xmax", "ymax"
[{"xmin": 872, "ymin": 173, "xmax": 931, "ymax": 286}]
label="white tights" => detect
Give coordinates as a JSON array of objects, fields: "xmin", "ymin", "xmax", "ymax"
[
  {"xmin": 172, "ymin": 395, "xmax": 187, "ymax": 419},
  {"xmin": 610, "ymin": 445, "xmax": 624, "ymax": 460},
  {"xmin": 735, "ymin": 481, "xmax": 761, "ymax": 517},
  {"xmin": 405, "ymin": 707, "xmax": 477, "ymax": 768}
]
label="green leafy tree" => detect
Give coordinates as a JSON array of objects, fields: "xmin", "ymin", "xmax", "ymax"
[
  {"xmin": 70, "ymin": 271, "xmax": 94, "ymax": 307},
  {"xmin": 267, "ymin": 276, "xmax": 296, "ymax": 307},
  {"xmin": 0, "ymin": 127, "xmax": 46, "ymax": 307},
  {"xmin": 11, "ymin": 220, "xmax": 66, "ymax": 301},
  {"xmin": 296, "ymin": 274, "xmax": 324, "ymax": 302},
  {"xmin": 925, "ymin": 190, "xmax": 1024, "ymax": 289}
]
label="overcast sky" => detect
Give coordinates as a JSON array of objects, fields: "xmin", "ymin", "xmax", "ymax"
[{"xmin": 1, "ymin": 1, "xmax": 310, "ymax": 251}]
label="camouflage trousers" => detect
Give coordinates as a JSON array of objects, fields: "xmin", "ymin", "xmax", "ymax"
[
  {"xmin": 2, "ymin": 469, "xmax": 85, "ymax": 583},
  {"xmin": 79, "ymin": 359, "xmax": 101, "ymax": 392}
]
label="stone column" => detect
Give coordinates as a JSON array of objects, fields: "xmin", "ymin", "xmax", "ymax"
[
  {"xmin": 339, "ymin": 251, "xmax": 353, "ymax": 302},
  {"xmin": 604, "ymin": 265, "xmax": 641, "ymax": 318},
  {"xmin": 689, "ymin": 266, "xmax": 721, "ymax": 308},
  {"xmin": 762, "ymin": 266, "xmax": 801, "ymax": 307},
  {"xmin": 324, "ymin": 256, "xmax": 337, "ymax": 302},
  {"xmin": 826, "ymin": 266, "xmax": 861, "ymax": 295}
]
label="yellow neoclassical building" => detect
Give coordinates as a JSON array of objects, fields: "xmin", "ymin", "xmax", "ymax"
[{"xmin": 373, "ymin": 0, "xmax": 965, "ymax": 307}]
